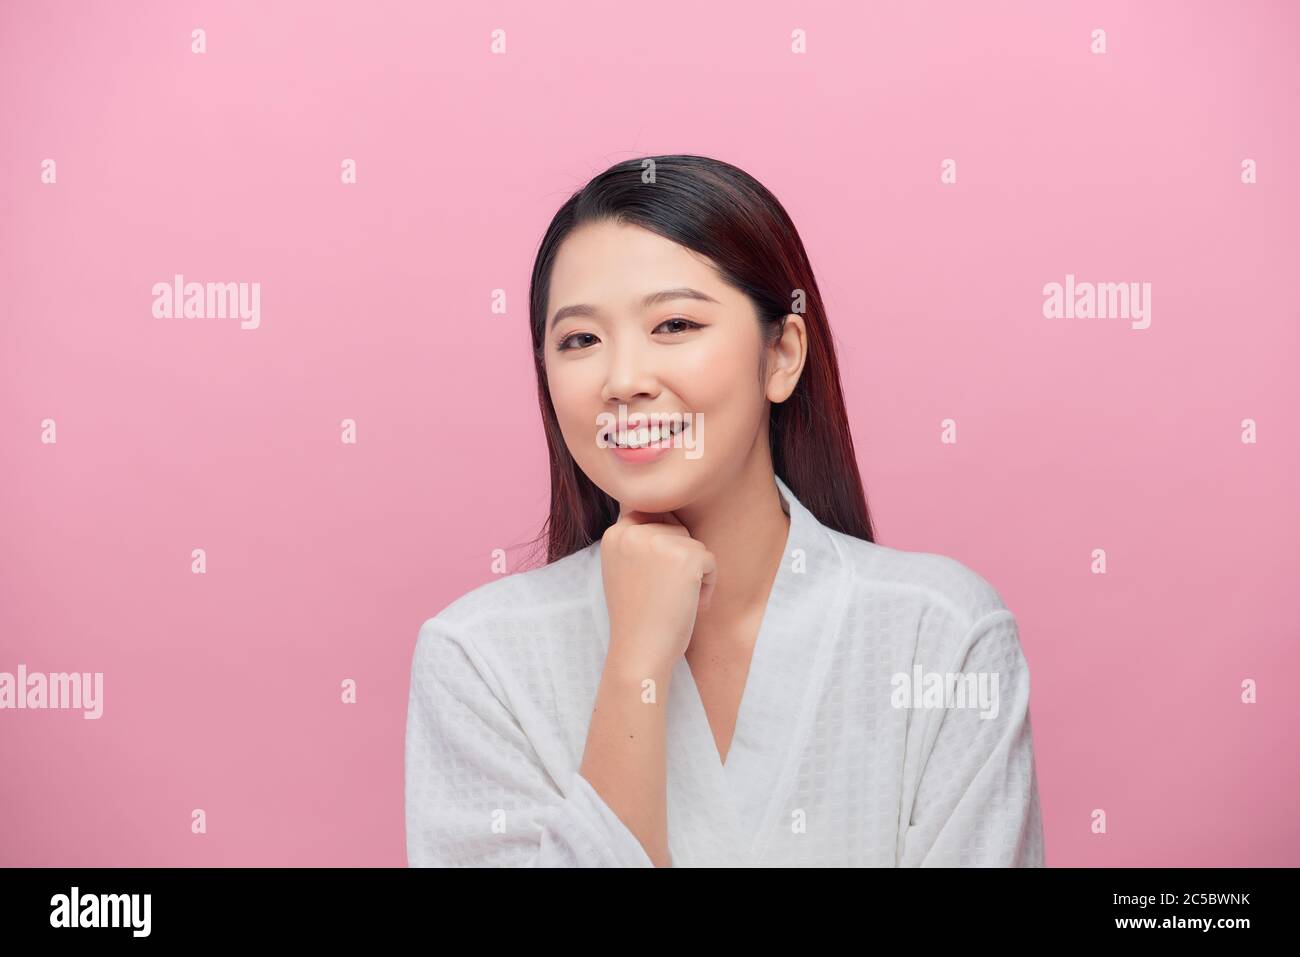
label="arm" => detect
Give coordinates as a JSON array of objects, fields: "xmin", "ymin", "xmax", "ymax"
[
  {"xmin": 405, "ymin": 617, "xmax": 656, "ymax": 867},
  {"xmin": 898, "ymin": 610, "xmax": 1045, "ymax": 867},
  {"xmin": 578, "ymin": 641, "xmax": 676, "ymax": 867}
]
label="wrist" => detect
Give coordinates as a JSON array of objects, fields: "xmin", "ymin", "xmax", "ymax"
[{"xmin": 603, "ymin": 643, "xmax": 676, "ymax": 688}]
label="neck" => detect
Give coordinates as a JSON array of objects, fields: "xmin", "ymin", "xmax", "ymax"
[{"xmin": 672, "ymin": 455, "xmax": 789, "ymax": 649}]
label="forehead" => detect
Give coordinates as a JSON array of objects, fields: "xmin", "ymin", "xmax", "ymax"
[{"xmin": 547, "ymin": 220, "xmax": 727, "ymax": 310}]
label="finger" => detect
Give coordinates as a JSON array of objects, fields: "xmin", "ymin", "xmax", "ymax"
[
  {"xmin": 697, "ymin": 551, "xmax": 717, "ymax": 611},
  {"xmin": 637, "ymin": 519, "xmax": 692, "ymax": 541},
  {"xmin": 618, "ymin": 506, "xmax": 685, "ymax": 527}
]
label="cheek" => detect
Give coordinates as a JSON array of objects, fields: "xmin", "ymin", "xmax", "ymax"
[
  {"xmin": 546, "ymin": 364, "xmax": 601, "ymax": 448},
  {"xmin": 545, "ymin": 362, "xmax": 582, "ymax": 419},
  {"xmin": 678, "ymin": 337, "xmax": 766, "ymax": 454},
  {"xmin": 676, "ymin": 333, "xmax": 758, "ymax": 409}
]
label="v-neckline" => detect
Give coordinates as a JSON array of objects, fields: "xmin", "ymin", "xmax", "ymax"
[
  {"xmin": 682, "ymin": 485, "xmax": 792, "ymax": 774},
  {"xmin": 588, "ymin": 474, "xmax": 852, "ymax": 865}
]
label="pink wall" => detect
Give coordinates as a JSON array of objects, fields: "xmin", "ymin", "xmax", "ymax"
[{"xmin": 1, "ymin": 0, "xmax": 1296, "ymax": 866}]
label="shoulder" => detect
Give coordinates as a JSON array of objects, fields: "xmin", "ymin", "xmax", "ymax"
[
  {"xmin": 413, "ymin": 542, "xmax": 601, "ymax": 660},
  {"xmin": 827, "ymin": 529, "xmax": 1011, "ymax": 625},
  {"xmin": 822, "ymin": 528, "xmax": 1024, "ymax": 665}
]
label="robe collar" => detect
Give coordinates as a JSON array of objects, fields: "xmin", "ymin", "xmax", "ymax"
[{"xmin": 587, "ymin": 473, "xmax": 855, "ymax": 866}]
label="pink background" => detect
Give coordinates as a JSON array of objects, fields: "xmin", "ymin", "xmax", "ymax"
[{"xmin": 2, "ymin": 0, "xmax": 1297, "ymax": 866}]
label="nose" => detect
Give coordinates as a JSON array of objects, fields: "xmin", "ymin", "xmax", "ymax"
[{"xmin": 600, "ymin": 334, "xmax": 660, "ymax": 404}]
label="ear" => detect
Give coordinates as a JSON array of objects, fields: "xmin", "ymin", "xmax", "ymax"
[{"xmin": 765, "ymin": 314, "xmax": 807, "ymax": 403}]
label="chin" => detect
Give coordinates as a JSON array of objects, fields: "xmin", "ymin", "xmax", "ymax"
[
  {"xmin": 621, "ymin": 494, "xmax": 690, "ymax": 515},
  {"xmin": 593, "ymin": 469, "xmax": 699, "ymax": 515}
]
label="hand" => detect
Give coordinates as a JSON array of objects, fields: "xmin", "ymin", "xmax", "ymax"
[{"xmin": 599, "ymin": 503, "xmax": 717, "ymax": 673}]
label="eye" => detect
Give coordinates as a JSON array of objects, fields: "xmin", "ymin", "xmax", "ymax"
[
  {"xmin": 556, "ymin": 332, "xmax": 599, "ymax": 352},
  {"xmin": 654, "ymin": 316, "xmax": 702, "ymax": 335}
]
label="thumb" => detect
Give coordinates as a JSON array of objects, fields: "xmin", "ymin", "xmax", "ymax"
[{"xmin": 697, "ymin": 557, "xmax": 717, "ymax": 611}]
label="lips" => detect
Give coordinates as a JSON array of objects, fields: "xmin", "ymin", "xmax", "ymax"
[{"xmin": 605, "ymin": 419, "xmax": 687, "ymax": 448}]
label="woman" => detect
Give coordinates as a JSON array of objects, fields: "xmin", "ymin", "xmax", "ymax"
[{"xmin": 405, "ymin": 154, "xmax": 1045, "ymax": 867}]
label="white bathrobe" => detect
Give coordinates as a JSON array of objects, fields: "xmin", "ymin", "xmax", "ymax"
[{"xmin": 405, "ymin": 475, "xmax": 1044, "ymax": 867}]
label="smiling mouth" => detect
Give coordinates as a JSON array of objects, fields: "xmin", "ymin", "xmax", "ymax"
[{"xmin": 605, "ymin": 420, "xmax": 688, "ymax": 448}]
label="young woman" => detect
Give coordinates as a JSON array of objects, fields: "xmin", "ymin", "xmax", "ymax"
[{"xmin": 405, "ymin": 154, "xmax": 1044, "ymax": 867}]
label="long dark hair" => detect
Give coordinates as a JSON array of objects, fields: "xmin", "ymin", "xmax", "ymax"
[{"xmin": 524, "ymin": 154, "xmax": 874, "ymax": 566}]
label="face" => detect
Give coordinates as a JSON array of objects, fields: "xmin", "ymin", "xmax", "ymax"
[{"xmin": 543, "ymin": 219, "xmax": 803, "ymax": 515}]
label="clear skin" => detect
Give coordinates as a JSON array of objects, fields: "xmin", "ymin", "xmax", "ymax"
[{"xmin": 543, "ymin": 219, "xmax": 808, "ymax": 866}]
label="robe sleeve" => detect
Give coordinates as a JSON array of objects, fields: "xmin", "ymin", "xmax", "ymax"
[
  {"xmin": 898, "ymin": 609, "xmax": 1045, "ymax": 867},
  {"xmin": 405, "ymin": 617, "xmax": 656, "ymax": 867}
]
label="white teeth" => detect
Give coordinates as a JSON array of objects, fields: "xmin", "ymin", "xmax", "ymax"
[{"xmin": 609, "ymin": 421, "xmax": 685, "ymax": 447}]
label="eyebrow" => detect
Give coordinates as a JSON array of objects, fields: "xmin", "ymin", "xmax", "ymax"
[{"xmin": 549, "ymin": 287, "xmax": 721, "ymax": 330}]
